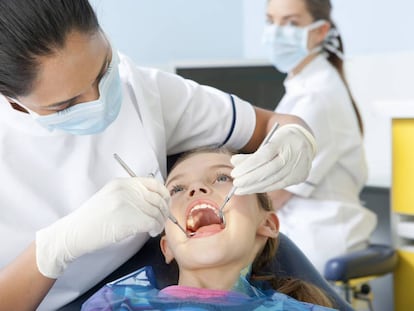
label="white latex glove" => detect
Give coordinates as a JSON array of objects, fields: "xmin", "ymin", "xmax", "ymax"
[
  {"xmin": 35, "ymin": 177, "xmax": 170, "ymax": 278},
  {"xmin": 230, "ymin": 124, "xmax": 317, "ymax": 195}
]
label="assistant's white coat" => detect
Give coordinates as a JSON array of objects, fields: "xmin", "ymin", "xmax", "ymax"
[{"xmin": 275, "ymin": 55, "xmax": 377, "ymax": 273}]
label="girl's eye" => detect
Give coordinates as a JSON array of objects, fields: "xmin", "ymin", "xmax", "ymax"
[
  {"xmin": 170, "ymin": 185, "xmax": 185, "ymax": 195},
  {"xmin": 215, "ymin": 173, "xmax": 232, "ymax": 183}
]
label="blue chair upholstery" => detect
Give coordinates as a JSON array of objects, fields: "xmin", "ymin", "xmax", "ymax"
[
  {"xmin": 324, "ymin": 244, "xmax": 398, "ymax": 282},
  {"xmin": 59, "ymin": 233, "xmax": 353, "ymax": 310},
  {"xmin": 323, "ymin": 243, "xmax": 398, "ymax": 309},
  {"xmin": 273, "ymin": 234, "xmax": 354, "ymax": 311}
]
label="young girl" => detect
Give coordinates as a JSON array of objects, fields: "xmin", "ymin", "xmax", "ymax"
[
  {"xmin": 82, "ymin": 148, "xmax": 336, "ymax": 310},
  {"xmin": 262, "ymin": 0, "xmax": 377, "ymax": 273}
]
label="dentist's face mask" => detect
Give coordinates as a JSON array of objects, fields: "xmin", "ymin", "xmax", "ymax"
[
  {"xmin": 15, "ymin": 50, "xmax": 123, "ymax": 135},
  {"xmin": 262, "ymin": 20, "xmax": 326, "ymax": 73}
]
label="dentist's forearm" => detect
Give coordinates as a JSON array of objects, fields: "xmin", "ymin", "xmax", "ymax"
[
  {"xmin": 242, "ymin": 107, "xmax": 313, "ymax": 153},
  {"xmin": 0, "ymin": 242, "xmax": 55, "ymax": 311}
]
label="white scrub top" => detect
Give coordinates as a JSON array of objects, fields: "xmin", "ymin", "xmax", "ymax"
[
  {"xmin": 275, "ymin": 54, "xmax": 377, "ymax": 273},
  {"xmin": 0, "ymin": 53, "xmax": 256, "ymax": 310}
]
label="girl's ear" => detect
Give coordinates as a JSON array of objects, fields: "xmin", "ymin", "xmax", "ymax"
[
  {"xmin": 160, "ymin": 236, "xmax": 175, "ymax": 264},
  {"xmin": 257, "ymin": 212, "xmax": 279, "ymax": 238}
]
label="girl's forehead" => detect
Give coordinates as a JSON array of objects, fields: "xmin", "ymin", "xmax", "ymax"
[
  {"xmin": 167, "ymin": 153, "xmax": 232, "ymax": 182},
  {"xmin": 177, "ymin": 152, "xmax": 231, "ymax": 170}
]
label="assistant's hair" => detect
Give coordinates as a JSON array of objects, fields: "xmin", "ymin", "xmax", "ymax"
[
  {"xmin": 168, "ymin": 147, "xmax": 333, "ymax": 307},
  {"xmin": 0, "ymin": 0, "xmax": 100, "ymax": 98},
  {"xmin": 303, "ymin": 0, "xmax": 363, "ymax": 134}
]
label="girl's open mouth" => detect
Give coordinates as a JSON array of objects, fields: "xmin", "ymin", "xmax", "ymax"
[{"xmin": 186, "ymin": 202, "xmax": 224, "ymax": 236}]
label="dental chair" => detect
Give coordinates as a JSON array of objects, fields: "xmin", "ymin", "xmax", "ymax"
[
  {"xmin": 59, "ymin": 233, "xmax": 354, "ymax": 311},
  {"xmin": 323, "ymin": 186, "xmax": 398, "ymax": 311},
  {"xmin": 324, "ymin": 243, "xmax": 398, "ymax": 311}
]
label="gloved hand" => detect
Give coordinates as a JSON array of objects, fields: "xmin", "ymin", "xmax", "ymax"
[
  {"xmin": 230, "ymin": 124, "xmax": 317, "ymax": 195},
  {"xmin": 35, "ymin": 177, "xmax": 170, "ymax": 278}
]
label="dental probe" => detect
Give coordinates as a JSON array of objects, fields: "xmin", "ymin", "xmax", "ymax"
[
  {"xmin": 113, "ymin": 153, "xmax": 192, "ymax": 237},
  {"xmin": 218, "ymin": 122, "xmax": 280, "ymax": 225}
]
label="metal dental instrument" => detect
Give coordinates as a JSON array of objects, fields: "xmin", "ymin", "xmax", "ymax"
[
  {"xmin": 113, "ymin": 153, "xmax": 138, "ymax": 178},
  {"xmin": 218, "ymin": 122, "xmax": 280, "ymax": 226},
  {"xmin": 113, "ymin": 153, "xmax": 192, "ymax": 238}
]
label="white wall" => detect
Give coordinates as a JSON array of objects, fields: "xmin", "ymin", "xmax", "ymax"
[
  {"xmin": 90, "ymin": 0, "xmax": 244, "ymax": 69},
  {"xmin": 242, "ymin": 0, "xmax": 267, "ymax": 60},
  {"xmin": 330, "ymin": 0, "xmax": 414, "ymax": 56},
  {"xmin": 345, "ymin": 51, "xmax": 414, "ymax": 187}
]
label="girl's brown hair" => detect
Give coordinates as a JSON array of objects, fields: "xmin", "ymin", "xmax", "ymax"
[{"xmin": 251, "ymin": 193, "xmax": 334, "ymax": 308}]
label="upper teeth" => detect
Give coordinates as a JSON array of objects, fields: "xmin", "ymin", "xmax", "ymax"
[{"xmin": 190, "ymin": 203, "xmax": 219, "ymax": 216}]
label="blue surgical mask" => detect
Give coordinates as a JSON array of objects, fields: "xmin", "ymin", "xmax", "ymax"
[
  {"xmin": 262, "ymin": 20, "xmax": 326, "ymax": 73},
  {"xmin": 16, "ymin": 50, "xmax": 123, "ymax": 135}
]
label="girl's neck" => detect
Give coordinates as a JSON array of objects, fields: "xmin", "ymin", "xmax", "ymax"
[{"xmin": 177, "ymin": 264, "xmax": 245, "ymax": 291}]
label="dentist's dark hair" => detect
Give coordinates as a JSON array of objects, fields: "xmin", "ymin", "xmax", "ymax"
[{"xmin": 0, "ymin": 0, "xmax": 100, "ymax": 98}]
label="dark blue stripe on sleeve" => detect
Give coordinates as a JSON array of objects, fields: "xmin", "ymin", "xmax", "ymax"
[{"xmin": 220, "ymin": 94, "xmax": 236, "ymax": 146}]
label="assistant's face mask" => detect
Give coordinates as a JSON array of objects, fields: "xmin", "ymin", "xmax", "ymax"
[
  {"xmin": 15, "ymin": 49, "xmax": 123, "ymax": 135},
  {"xmin": 262, "ymin": 20, "xmax": 326, "ymax": 73}
]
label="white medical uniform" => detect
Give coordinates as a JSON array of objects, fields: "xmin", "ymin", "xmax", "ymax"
[
  {"xmin": 275, "ymin": 54, "xmax": 377, "ymax": 273},
  {"xmin": 0, "ymin": 53, "xmax": 256, "ymax": 310}
]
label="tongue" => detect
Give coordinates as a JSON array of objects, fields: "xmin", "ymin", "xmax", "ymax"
[
  {"xmin": 187, "ymin": 208, "xmax": 221, "ymax": 232},
  {"xmin": 196, "ymin": 224, "xmax": 223, "ymax": 234}
]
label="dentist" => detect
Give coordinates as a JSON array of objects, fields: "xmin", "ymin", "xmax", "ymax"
[{"xmin": 0, "ymin": 0, "xmax": 316, "ymax": 310}]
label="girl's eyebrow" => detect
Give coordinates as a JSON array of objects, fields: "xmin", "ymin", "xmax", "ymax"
[
  {"xmin": 166, "ymin": 164, "xmax": 233, "ymax": 186},
  {"xmin": 212, "ymin": 164, "xmax": 234, "ymax": 170},
  {"xmin": 165, "ymin": 173, "xmax": 185, "ymax": 187}
]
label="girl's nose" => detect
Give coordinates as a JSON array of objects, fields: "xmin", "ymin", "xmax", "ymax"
[{"xmin": 188, "ymin": 182, "xmax": 210, "ymax": 197}]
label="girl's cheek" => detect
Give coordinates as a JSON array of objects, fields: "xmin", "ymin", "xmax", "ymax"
[{"xmin": 216, "ymin": 182, "xmax": 233, "ymax": 192}]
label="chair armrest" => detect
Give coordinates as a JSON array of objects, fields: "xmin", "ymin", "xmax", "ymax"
[{"xmin": 324, "ymin": 244, "xmax": 398, "ymax": 282}]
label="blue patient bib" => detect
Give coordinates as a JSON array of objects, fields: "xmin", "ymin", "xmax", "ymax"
[{"xmin": 81, "ymin": 266, "xmax": 337, "ymax": 311}]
